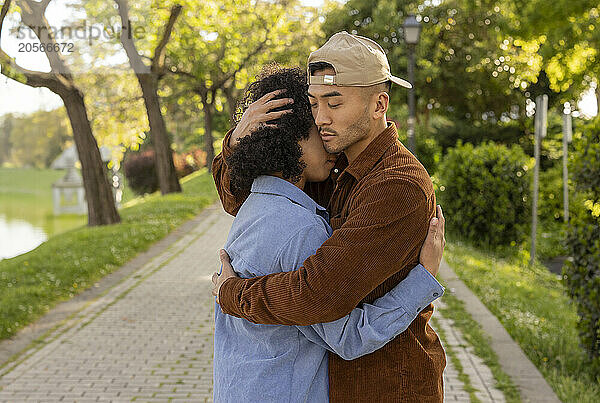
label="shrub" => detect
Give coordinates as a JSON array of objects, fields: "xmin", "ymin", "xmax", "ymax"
[
  {"xmin": 395, "ymin": 122, "xmax": 442, "ymax": 175},
  {"xmin": 389, "ymin": 118, "xmax": 442, "ymax": 174},
  {"xmin": 437, "ymin": 141, "xmax": 531, "ymax": 247},
  {"xmin": 123, "ymin": 148, "xmax": 207, "ymax": 195},
  {"xmin": 434, "ymin": 118, "xmax": 525, "ymax": 152},
  {"xmin": 173, "ymin": 153, "xmax": 195, "ymax": 178},
  {"xmin": 535, "ymin": 163, "xmax": 570, "ymax": 261},
  {"xmin": 538, "ymin": 164, "xmax": 566, "ymax": 222},
  {"xmin": 563, "ymin": 117, "xmax": 600, "ymax": 374},
  {"xmin": 123, "ymin": 150, "xmax": 158, "ymax": 195}
]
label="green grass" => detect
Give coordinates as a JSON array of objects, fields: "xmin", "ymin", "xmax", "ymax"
[
  {"xmin": 435, "ymin": 288, "xmax": 521, "ymax": 402},
  {"xmin": 535, "ymin": 219, "xmax": 569, "ymax": 261},
  {"xmin": 444, "ymin": 240, "xmax": 600, "ymax": 403},
  {"xmin": 0, "ymin": 169, "xmax": 218, "ymax": 341},
  {"xmin": 0, "ymin": 167, "xmax": 65, "ymax": 195}
]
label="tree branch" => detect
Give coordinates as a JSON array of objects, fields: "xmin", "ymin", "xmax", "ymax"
[
  {"xmin": 167, "ymin": 66, "xmax": 196, "ymax": 80},
  {"xmin": 193, "ymin": 85, "xmax": 208, "ymax": 100},
  {"xmin": 15, "ymin": 0, "xmax": 73, "ymax": 78},
  {"xmin": 0, "ymin": 0, "xmax": 77, "ymax": 97},
  {"xmin": 213, "ymin": 37, "xmax": 267, "ymax": 90},
  {"xmin": 114, "ymin": 0, "xmax": 149, "ymax": 74},
  {"xmin": 152, "ymin": 4, "xmax": 182, "ymax": 72},
  {"xmin": 164, "ymin": 87, "xmax": 197, "ymax": 103},
  {"xmin": 212, "ymin": 11, "xmax": 272, "ymax": 89},
  {"xmin": 0, "ymin": 0, "xmax": 13, "ymax": 34},
  {"xmin": 0, "ymin": 0, "xmax": 61, "ymax": 90},
  {"xmin": 40, "ymin": 0, "xmax": 51, "ymax": 12},
  {"xmin": 0, "ymin": 48, "xmax": 66, "ymax": 91}
]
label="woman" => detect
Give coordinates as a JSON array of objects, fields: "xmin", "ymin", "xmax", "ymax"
[{"xmin": 213, "ymin": 65, "xmax": 443, "ymax": 402}]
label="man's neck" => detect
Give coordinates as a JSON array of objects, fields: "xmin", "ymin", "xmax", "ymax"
[
  {"xmin": 271, "ymin": 172, "xmax": 305, "ymax": 190},
  {"xmin": 344, "ymin": 119, "xmax": 388, "ymax": 164}
]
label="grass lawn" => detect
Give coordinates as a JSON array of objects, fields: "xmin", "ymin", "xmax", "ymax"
[
  {"xmin": 0, "ymin": 169, "xmax": 218, "ymax": 341},
  {"xmin": 444, "ymin": 240, "xmax": 600, "ymax": 403},
  {"xmin": 0, "ymin": 167, "xmax": 86, "ymax": 237}
]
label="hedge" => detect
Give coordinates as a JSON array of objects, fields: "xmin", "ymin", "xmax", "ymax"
[
  {"xmin": 564, "ymin": 117, "xmax": 600, "ymax": 374},
  {"xmin": 437, "ymin": 141, "xmax": 531, "ymax": 247}
]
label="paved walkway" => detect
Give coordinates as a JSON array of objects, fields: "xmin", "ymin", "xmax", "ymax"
[
  {"xmin": 439, "ymin": 261, "xmax": 561, "ymax": 403},
  {"xmin": 0, "ymin": 205, "xmax": 507, "ymax": 402},
  {"xmin": 433, "ymin": 301, "xmax": 505, "ymax": 402}
]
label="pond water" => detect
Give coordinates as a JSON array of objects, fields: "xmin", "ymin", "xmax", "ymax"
[
  {"xmin": 0, "ymin": 215, "xmax": 48, "ymax": 259},
  {"xmin": 0, "ymin": 167, "xmax": 87, "ymax": 261}
]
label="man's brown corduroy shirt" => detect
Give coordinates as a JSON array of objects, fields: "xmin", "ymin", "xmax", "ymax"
[{"xmin": 212, "ymin": 122, "xmax": 446, "ymax": 402}]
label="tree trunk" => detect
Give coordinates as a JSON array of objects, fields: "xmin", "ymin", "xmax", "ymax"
[
  {"xmin": 224, "ymin": 85, "xmax": 238, "ymax": 123},
  {"xmin": 138, "ymin": 74, "xmax": 182, "ymax": 194},
  {"xmin": 61, "ymin": 89, "xmax": 120, "ymax": 226},
  {"xmin": 596, "ymin": 85, "xmax": 600, "ymax": 115},
  {"xmin": 115, "ymin": 0, "xmax": 182, "ymax": 195},
  {"xmin": 203, "ymin": 100, "xmax": 215, "ymax": 173},
  {"xmin": 0, "ymin": 0, "xmax": 120, "ymax": 226}
]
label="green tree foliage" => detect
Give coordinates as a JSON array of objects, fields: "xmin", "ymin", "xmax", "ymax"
[
  {"xmin": 509, "ymin": 0, "xmax": 599, "ymax": 107},
  {"xmin": 564, "ymin": 117, "xmax": 600, "ymax": 374},
  {"xmin": 4, "ymin": 108, "xmax": 72, "ymax": 168},
  {"xmin": 79, "ymin": 0, "xmax": 322, "ymax": 163},
  {"xmin": 322, "ymin": 0, "xmax": 531, "ymax": 125},
  {"xmin": 163, "ymin": 0, "xmax": 322, "ymax": 161},
  {"xmin": 78, "ymin": 71, "xmax": 149, "ymax": 166},
  {"xmin": 391, "ymin": 119, "xmax": 441, "ymax": 174},
  {"xmin": 437, "ymin": 141, "xmax": 532, "ymax": 248}
]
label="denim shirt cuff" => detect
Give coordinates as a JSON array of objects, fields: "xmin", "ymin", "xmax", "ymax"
[{"xmin": 389, "ymin": 264, "xmax": 444, "ymax": 315}]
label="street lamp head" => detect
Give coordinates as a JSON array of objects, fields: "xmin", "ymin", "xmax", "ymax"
[{"xmin": 403, "ymin": 14, "xmax": 422, "ymax": 45}]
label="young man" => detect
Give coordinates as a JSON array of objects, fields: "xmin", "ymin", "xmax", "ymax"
[{"xmin": 212, "ymin": 32, "xmax": 446, "ymax": 402}]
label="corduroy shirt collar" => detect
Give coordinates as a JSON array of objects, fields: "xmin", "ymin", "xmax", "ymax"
[{"xmin": 343, "ymin": 122, "xmax": 399, "ymax": 182}]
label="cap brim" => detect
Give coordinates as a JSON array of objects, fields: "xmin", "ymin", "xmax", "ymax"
[{"xmin": 390, "ymin": 75, "xmax": 412, "ymax": 89}]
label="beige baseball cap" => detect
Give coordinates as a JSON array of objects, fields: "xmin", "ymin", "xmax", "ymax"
[{"xmin": 307, "ymin": 31, "xmax": 412, "ymax": 89}]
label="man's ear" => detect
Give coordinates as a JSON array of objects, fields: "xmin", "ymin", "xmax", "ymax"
[{"xmin": 373, "ymin": 92, "xmax": 389, "ymax": 119}]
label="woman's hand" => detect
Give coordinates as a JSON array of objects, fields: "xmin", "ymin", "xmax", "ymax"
[
  {"xmin": 229, "ymin": 89, "xmax": 294, "ymax": 147},
  {"xmin": 419, "ymin": 205, "xmax": 446, "ymax": 277}
]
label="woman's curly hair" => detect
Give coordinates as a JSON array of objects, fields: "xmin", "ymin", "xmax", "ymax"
[{"xmin": 226, "ymin": 64, "xmax": 313, "ymax": 197}]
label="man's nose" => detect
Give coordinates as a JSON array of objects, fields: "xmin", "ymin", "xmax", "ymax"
[{"xmin": 313, "ymin": 106, "xmax": 331, "ymax": 127}]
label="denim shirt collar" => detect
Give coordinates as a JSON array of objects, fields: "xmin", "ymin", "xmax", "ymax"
[{"xmin": 251, "ymin": 175, "xmax": 328, "ymax": 219}]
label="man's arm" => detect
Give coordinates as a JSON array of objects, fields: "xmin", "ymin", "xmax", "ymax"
[
  {"xmin": 297, "ymin": 263, "xmax": 443, "ymax": 360},
  {"xmin": 212, "ymin": 129, "xmax": 247, "ymax": 216},
  {"xmin": 269, "ymin": 222, "xmax": 443, "ymax": 360},
  {"xmin": 218, "ymin": 178, "xmax": 434, "ymax": 325}
]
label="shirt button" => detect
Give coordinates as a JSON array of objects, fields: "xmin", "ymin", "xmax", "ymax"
[
  {"xmin": 333, "ymin": 168, "xmax": 339, "ymax": 173},
  {"xmin": 433, "ymin": 292, "xmax": 439, "ymax": 297}
]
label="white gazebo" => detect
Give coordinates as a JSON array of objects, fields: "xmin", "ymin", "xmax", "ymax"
[{"xmin": 50, "ymin": 146, "xmax": 117, "ymax": 215}]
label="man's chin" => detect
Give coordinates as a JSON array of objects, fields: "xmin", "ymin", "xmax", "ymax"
[{"xmin": 324, "ymin": 142, "xmax": 343, "ymax": 154}]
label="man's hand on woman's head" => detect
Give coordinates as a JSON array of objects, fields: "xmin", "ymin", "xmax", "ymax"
[
  {"xmin": 419, "ymin": 205, "xmax": 446, "ymax": 277},
  {"xmin": 229, "ymin": 89, "xmax": 294, "ymax": 147},
  {"xmin": 211, "ymin": 249, "xmax": 238, "ymax": 304}
]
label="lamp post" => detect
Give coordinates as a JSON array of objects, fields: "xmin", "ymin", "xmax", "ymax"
[
  {"xmin": 562, "ymin": 103, "xmax": 573, "ymax": 223},
  {"xmin": 403, "ymin": 14, "xmax": 422, "ymax": 154}
]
